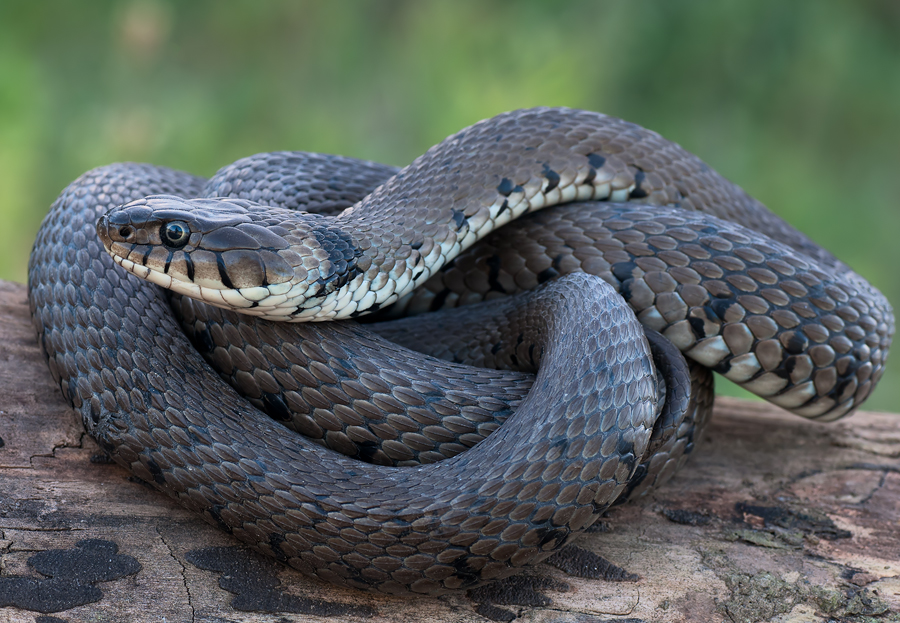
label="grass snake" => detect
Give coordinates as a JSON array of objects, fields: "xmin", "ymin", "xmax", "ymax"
[{"xmin": 28, "ymin": 108, "xmax": 893, "ymax": 594}]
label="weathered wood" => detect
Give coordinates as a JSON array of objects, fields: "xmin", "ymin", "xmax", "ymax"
[{"xmin": 0, "ymin": 278, "xmax": 897, "ymax": 623}]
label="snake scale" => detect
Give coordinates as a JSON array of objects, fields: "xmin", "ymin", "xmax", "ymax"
[{"xmin": 28, "ymin": 108, "xmax": 893, "ymax": 595}]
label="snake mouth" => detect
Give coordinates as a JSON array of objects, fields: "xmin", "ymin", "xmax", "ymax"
[
  {"xmin": 101, "ymin": 239, "xmax": 342, "ymax": 322},
  {"xmin": 109, "ymin": 252, "xmax": 263, "ymax": 311},
  {"xmin": 106, "ymin": 249, "xmax": 314, "ymax": 321}
]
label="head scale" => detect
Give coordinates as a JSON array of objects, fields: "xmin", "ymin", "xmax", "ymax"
[{"xmin": 97, "ymin": 195, "xmax": 364, "ymax": 320}]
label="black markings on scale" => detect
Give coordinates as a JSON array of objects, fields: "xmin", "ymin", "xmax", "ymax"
[{"xmin": 542, "ymin": 164, "xmax": 561, "ymax": 193}]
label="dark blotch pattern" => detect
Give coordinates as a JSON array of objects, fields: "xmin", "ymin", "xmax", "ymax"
[
  {"xmin": 185, "ymin": 546, "xmax": 375, "ymax": 616},
  {"xmin": 0, "ymin": 540, "xmax": 140, "ymax": 614},
  {"xmin": 544, "ymin": 544, "xmax": 640, "ymax": 581}
]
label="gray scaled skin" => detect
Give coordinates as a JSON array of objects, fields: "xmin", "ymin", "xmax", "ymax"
[{"xmin": 30, "ymin": 108, "xmax": 894, "ymax": 596}]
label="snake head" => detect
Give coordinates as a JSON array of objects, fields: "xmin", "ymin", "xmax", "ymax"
[{"xmin": 97, "ymin": 195, "xmax": 365, "ymax": 321}]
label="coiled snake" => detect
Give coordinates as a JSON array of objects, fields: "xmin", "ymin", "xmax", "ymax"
[{"xmin": 28, "ymin": 108, "xmax": 893, "ymax": 595}]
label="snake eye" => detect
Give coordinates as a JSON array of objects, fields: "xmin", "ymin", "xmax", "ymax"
[{"xmin": 161, "ymin": 221, "xmax": 191, "ymax": 249}]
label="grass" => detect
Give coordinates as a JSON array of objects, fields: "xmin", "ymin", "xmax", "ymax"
[{"xmin": 1, "ymin": 0, "xmax": 897, "ymax": 411}]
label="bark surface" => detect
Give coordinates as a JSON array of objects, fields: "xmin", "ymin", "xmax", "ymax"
[{"xmin": 0, "ymin": 279, "xmax": 897, "ymax": 623}]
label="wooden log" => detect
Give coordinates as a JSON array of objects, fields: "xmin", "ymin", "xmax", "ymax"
[{"xmin": 0, "ymin": 278, "xmax": 897, "ymax": 623}]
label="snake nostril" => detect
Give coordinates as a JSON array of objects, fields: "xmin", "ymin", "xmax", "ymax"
[{"xmin": 119, "ymin": 226, "xmax": 133, "ymax": 240}]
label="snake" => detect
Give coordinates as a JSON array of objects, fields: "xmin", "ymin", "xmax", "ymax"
[{"xmin": 27, "ymin": 108, "xmax": 893, "ymax": 595}]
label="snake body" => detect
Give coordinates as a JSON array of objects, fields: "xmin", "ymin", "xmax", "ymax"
[{"xmin": 28, "ymin": 108, "xmax": 893, "ymax": 594}]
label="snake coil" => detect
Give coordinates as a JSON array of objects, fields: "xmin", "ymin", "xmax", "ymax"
[{"xmin": 28, "ymin": 108, "xmax": 893, "ymax": 595}]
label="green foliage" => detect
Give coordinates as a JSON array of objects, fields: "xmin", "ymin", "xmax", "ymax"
[{"xmin": 1, "ymin": 0, "xmax": 898, "ymax": 410}]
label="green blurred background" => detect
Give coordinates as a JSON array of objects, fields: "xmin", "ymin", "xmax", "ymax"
[{"xmin": 1, "ymin": 0, "xmax": 898, "ymax": 411}]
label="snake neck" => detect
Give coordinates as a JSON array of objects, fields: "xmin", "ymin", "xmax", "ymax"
[{"xmin": 97, "ymin": 108, "xmax": 845, "ymax": 324}]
